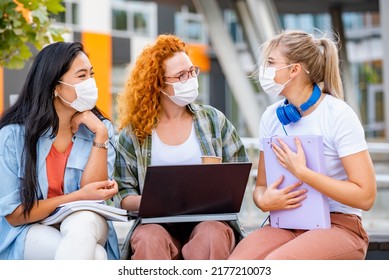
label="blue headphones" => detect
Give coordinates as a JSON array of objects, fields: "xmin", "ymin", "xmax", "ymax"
[{"xmin": 276, "ymin": 83, "xmax": 321, "ymax": 125}]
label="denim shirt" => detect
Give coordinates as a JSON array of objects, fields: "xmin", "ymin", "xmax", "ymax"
[
  {"xmin": 0, "ymin": 121, "xmax": 119, "ymax": 260},
  {"xmin": 113, "ymin": 103, "xmax": 249, "ymax": 259}
]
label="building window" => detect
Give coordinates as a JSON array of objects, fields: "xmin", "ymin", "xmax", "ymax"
[
  {"xmin": 112, "ymin": 9, "xmax": 127, "ymax": 31},
  {"xmin": 281, "ymin": 13, "xmax": 332, "ymax": 33},
  {"xmin": 175, "ymin": 7, "xmax": 207, "ymax": 43},
  {"xmin": 52, "ymin": 0, "xmax": 79, "ymax": 26},
  {"xmin": 133, "ymin": 12, "xmax": 149, "ymax": 35},
  {"xmin": 224, "ymin": 9, "xmax": 244, "ymax": 44},
  {"xmin": 111, "ymin": 0, "xmax": 157, "ymax": 37}
]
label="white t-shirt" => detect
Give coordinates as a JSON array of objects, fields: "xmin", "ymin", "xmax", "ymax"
[
  {"xmin": 259, "ymin": 94, "xmax": 367, "ymax": 216},
  {"xmin": 151, "ymin": 123, "xmax": 202, "ymax": 166}
]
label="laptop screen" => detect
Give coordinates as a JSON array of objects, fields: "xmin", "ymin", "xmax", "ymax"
[{"xmin": 138, "ymin": 162, "xmax": 252, "ymax": 218}]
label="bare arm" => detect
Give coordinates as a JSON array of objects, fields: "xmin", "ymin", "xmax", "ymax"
[
  {"xmin": 6, "ymin": 180, "xmax": 117, "ymax": 226},
  {"xmin": 120, "ymin": 195, "xmax": 142, "ymax": 212},
  {"xmin": 71, "ymin": 111, "xmax": 109, "ymax": 185}
]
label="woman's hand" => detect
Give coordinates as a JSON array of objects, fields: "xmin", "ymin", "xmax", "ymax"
[
  {"xmin": 271, "ymin": 137, "xmax": 308, "ymax": 180},
  {"xmin": 78, "ymin": 179, "xmax": 118, "ymax": 201},
  {"xmin": 71, "ymin": 111, "xmax": 108, "ymax": 139},
  {"xmin": 255, "ymin": 176, "xmax": 307, "ymax": 212}
]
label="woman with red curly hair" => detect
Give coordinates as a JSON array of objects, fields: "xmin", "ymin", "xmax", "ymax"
[{"xmin": 113, "ymin": 34, "xmax": 249, "ymax": 260}]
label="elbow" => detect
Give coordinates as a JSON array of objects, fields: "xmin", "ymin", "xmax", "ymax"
[
  {"xmin": 5, "ymin": 215, "xmax": 22, "ymax": 227},
  {"xmin": 255, "ymin": 201, "xmax": 266, "ymax": 212},
  {"xmin": 360, "ymin": 195, "xmax": 376, "ymax": 211},
  {"xmin": 360, "ymin": 187, "xmax": 377, "ymax": 211},
  {"xmin": 253, "ymin": 195, "xmax": 269, "ymax": 212},
  {"xmin": 361, "ymin": 203, "xmax": 374, "ymax": 212},
  {"xmin": 5, "ymin": 207, "xmax": 26, "ymax": 227}
]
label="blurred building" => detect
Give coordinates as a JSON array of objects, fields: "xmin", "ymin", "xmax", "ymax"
[{"xmin": 0, "ymin": 0, "xmax": 385, "ymax": 139}]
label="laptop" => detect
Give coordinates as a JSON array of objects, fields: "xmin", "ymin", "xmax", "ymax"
[
  {"xmin": 135, "ymin": 162, "xmax": 252, "ymax": 224},
  {"xmin": 263, "ymin": 135, "xmax": 331, "ymax": 230}
]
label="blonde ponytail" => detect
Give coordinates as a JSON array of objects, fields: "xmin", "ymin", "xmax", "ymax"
[{"xmin": 318, "ymin": 38, "xmax": 344, "ymax": 100}]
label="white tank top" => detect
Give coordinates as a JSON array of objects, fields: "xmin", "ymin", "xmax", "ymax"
[{"xmin": 151, "ymin": 123, "xmax": 202, "ymax": 166}]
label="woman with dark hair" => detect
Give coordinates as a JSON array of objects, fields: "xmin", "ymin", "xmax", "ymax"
[
  {"xmin": 0, "ymin": 41, "xmax": 119, "ymax": 259},
  {"xmin": 114, "ymin": 34, "xmax": 249, "ymax": 260}
]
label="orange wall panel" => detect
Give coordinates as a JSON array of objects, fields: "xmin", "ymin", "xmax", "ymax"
[
  {"xmin": 187, "ymin": 44, "xmax": 210, "ymax": 73},
  {"xmin": 81, "ymin": 32, "xmax": 112, "ymax": 118}
]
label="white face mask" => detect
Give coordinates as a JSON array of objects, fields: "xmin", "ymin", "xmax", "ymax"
[
  {"xmin": 162, "ymin": 77, "xmax": 199, "ymax": 107},
  {"xmin": 56, "ymin": 78, "xmax": 98, "ymax": 112},
  {"xmin": 258, "ymin": 65, "xmax": 294, "ymax": 98}
]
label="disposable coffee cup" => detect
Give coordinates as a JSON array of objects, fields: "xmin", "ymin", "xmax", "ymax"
[{"xmin": 201, "ymin": 156, "xmax": 222, "ymax": 164}]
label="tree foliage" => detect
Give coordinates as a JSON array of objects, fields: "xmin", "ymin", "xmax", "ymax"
[{"xmin": 0, "ymin": 0, "xmax": 66, "ymax": 69}]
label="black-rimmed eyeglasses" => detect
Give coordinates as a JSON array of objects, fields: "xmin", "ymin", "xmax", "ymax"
[{"xmin": 164, "ymin": 66, "xmax": 200, "ymax": 83}]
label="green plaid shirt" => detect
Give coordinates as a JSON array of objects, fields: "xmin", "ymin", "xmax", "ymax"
[{"xmin": 113, "ymin": 103, "xmax": 249, "ymax": 207}]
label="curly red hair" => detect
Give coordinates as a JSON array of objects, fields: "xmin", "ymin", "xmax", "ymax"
[{"xmin": 117, "ymin": 34, "xmax": 188, "ymax": 143}]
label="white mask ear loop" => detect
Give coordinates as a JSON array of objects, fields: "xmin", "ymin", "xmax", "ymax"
[
  {"xmin": 282, "ymin": 77, "xmax": 294, "ymax": 87},
  {"xmin": 162, "ymin": 81, "xmax": 176, "ymax": 96},
  {"xmin": 55, "ymin": 82, "xmax": 73, "ymax": 104},
  {"xmin": 55, "ymin": 91, "xmax": 72, "ymax": 105},
  {"xmin": 58, "ymin": 81, "xmax": 74, "ymax": 87},
  {"xmin": 282, "ymin": 64, "xmax": 300, "ymax": 86},
  {"xmin": 160, "ymin": 90, "xmax": 170, "ymax": 97}
]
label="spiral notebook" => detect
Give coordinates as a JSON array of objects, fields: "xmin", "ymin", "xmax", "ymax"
[
  {"xmin": 40, "ymin": 200, "xmax": 129, "ymax": 225},
  {"xmin": 263, "ymin": 135, "xmax": 330, "ymax": 230}
]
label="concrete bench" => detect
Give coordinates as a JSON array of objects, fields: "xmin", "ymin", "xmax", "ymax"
[
  {"xmin": 366, "ymin": 233, "xmax": 389, "ymax": 260},
  {"xmin": 375, "ymin": 174, "xmax": 389, "ymax": 188}
]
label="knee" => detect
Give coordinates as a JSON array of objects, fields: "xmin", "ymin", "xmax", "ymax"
[
  {"xmin": 183, "ymin": 222, "xmax": 235, "ymax": 260},
  {"xmin": 60, "ymin": 211, "xmax": 108, "ymax": 237},
  {"xmin": 194, "ymin": 221, "xmax": 234, "ymax": 239},
  {"xmin": 131, "ymin": 224, "xmax": 180, "ymax": 259},
  {"xmin": 95, "ymin": 244, "xmax": 108, "ymax": 260},
  {"xmin": 131, "ymin": 224, "xmax": 171, "ymax": 247}
]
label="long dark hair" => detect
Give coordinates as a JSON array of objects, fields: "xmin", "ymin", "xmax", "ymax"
[{"xmin": 0, "ymin": 42, "xmax": 105, "ymax": 216}]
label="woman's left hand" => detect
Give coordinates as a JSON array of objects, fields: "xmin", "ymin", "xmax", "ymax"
[{"xmin": 271, "ymin": 137, "xmax": 307, "ymax": 179}]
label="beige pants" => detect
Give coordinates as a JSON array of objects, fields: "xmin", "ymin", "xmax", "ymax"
[
  {"xmin": 24, "ymin": 211, "xmax": 108, "ymax": 260},
  {"xmin": 131, "ymin": 220, "xmax": 235, "ymax": 260},
  {"xmin": 228, "ymin": 213, "xmax": 369, "ymax": 260}
]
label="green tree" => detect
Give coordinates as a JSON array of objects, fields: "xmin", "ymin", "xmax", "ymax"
[{"xmin": 0, "ymin": 0, "xmax": 66, "ymax": 69}]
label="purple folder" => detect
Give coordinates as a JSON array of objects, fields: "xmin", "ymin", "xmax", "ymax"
[{"xmin": 263, "ymin": 135, "xmax": 330, "ymax": 230}]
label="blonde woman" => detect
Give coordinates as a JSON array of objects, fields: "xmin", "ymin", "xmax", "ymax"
[{"xmin": 229, "ymin": 30, "xmax": 376, "ymax": 260}]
